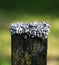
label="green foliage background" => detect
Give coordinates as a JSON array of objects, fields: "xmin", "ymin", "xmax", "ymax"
[{"xmin": 0, "ymin": 0, "xmax": 59, "ymax": 65}]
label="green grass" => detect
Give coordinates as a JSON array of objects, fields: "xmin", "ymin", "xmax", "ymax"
[{"xmin": 0, "ymin": 56, "xmax": 11, "ymax": 65}]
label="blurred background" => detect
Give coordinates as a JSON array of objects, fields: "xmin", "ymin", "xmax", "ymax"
[{"xmin": 0, "ymin": 0, "xmax": 59, "ymax": 65}]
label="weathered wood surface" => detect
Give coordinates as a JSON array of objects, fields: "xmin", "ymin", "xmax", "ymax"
[{"xmin": 11, "ymin": 34, "xmax": 47, "ymax": 65}]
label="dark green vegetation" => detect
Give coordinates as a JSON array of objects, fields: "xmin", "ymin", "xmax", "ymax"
[{"xmin": 0, "ymin": 0, "xmax": 59, "ymax": 13}]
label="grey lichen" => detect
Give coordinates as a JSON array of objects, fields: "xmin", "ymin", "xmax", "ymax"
[{"xmin": 9, "ymin": 22, "xmax": 51, "ymax": 39}]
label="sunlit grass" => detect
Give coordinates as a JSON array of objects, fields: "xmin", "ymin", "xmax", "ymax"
[
  {"xmin": 0, "ymin": 30, "xmax": 11, "ymax": 56},
  {"xmin": 48, "ymin": 35, "xmax": 59, "ymax": 57}
]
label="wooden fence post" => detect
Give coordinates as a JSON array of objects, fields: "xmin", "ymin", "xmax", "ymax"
[{"xmin": 9, "ymin": 22, "xmax": 50, "ymax": 65}]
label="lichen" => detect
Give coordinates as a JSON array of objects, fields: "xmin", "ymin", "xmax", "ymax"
[{"xmin": 9, "ymin": 22, "xmax": 51, "ymax": 39}]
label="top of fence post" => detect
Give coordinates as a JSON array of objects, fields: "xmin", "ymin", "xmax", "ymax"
[
  {"xmin": 9, "ymin": 22, "xmax": 50, "ymax": 39},
  {"xmin": 9, "ymin": 21, "xmax": 51, "ymax": 65}
]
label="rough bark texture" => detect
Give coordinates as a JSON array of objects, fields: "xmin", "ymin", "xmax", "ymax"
[{"xmin": 11, "ymin": 34, "xmax": 47, "ymax": 65}]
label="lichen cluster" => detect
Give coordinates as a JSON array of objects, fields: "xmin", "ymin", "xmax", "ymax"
[{"xmin": 9, "ymin": 22, "xmax": 50, "ymax": 39}]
